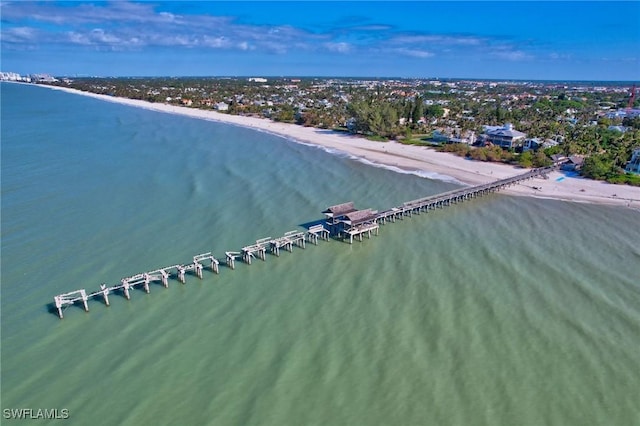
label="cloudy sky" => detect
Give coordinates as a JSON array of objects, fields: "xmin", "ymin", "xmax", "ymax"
[{"xmin": 1, "ymin": 1, "xmax": 638, "ymax": 80}]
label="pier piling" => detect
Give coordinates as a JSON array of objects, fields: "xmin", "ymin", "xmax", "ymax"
[
  {"xmin": 100, "ymin": 284, "xmax": 110, "ymax": 306},
  {"xmin": 177, "ymin": 266, "xmax": 186, "ymax": 283}
]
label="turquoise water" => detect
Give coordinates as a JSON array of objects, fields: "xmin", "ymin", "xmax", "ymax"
[{"xmin": 2, "ymin": 83, "xmax": 639, "ymax": 425}]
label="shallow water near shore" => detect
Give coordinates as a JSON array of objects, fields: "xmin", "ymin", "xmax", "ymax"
[{"xmin": 2, "ymin": 83, "xmax": 640, "ymax": 425}]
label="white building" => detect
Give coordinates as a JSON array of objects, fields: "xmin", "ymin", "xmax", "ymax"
[
  {"xmin": 606, "ymin": 109, "xmax": 640, "ymax": 119},
  {"xmin": 482, "ymin": 123, "xmax": 526, "ymax": 149},
  {"xmin": 214, "ymin": 102, "xmax": 229, "ymax": 111},
  {"xmin": 523, "ymin": 138, "xmax": 560, "ymax": 152},
  {"xmin": 0, "ymin": 72, "xmax": 31, "ymax": 82}
]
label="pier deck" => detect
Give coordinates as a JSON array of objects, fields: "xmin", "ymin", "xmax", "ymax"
[
  {"xmin": 52, "ymin": 166, "xmax": 554, "ymax": 318},
  {"xmin": 307, "ymin": 224, "xmax": 330, "ymax": 244}
]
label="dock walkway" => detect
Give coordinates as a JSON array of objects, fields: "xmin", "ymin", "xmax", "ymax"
[
  {"xmin": 387, "ymin": 166, "xmax": 553, "ymax": 219},
  {"xmin": 52, "ymin": 166, "xmax": 553, "ymax": 318}
]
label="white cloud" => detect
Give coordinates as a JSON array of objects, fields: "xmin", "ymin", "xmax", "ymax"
[
  {"xmin": 491, "ymin": 49, "xmax": 532, "ymax": 61},
  {"xmin": 324, "ymin": 42, "xmax": 351, "ymax": 53},
  {"xmin": 353, "ymin": 25, "xmax": 393, "ymax": 32},
  {"xmin": 1, "ymin": 26, "xmax": 38, "ymax": 43},
  {"xmin": 1, "ymin": 0, "xmax": 540, "ymax": 63},
  {"xmin": 67, "ymin": 32, "xmax": 91, "ymax": 46},
  {"xmin": 90, "ymin": 29, "xmax": 121, "ymax": 45},
  {"xmin": 202, "ymin": 36, "xmax": 232, "ymax": 49},
  {"xmin": 390, "ymin": 35, "xmax": 483, "ymax": 46},
  {"xmin": 394, "ymin": 48, "xmax": 434, "ymax": 58}
]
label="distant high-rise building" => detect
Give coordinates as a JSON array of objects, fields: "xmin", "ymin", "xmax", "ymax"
[{"xmin": 0, "ymin": 72, "xmax": 31, "ymax": 82}]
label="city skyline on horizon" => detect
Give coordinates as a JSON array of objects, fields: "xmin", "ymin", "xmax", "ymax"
[{"xmin": 1, "ymin": 1, "xmax": 639, "ymax": 81}]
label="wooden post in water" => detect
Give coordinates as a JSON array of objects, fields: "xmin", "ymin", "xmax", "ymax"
[
  {"xmin": 225, "ymin": 252, "xmax": 239, "ymax": 270},
  {"xmin": 54, "ymin": 297, "xmax": 63, "ymax": 319},
  {"xmin": 80, "ymin": 289, "xmax": 89, "ymax": 312},
  {"xmin": 122, "ymin": 280, "xmax": 131, "ymax": 300},
  {"xmin": 143, "ymin": 273, "xmax": 150, "ymax": 294},
  {"xmin": 100, "ymin": 284, "xmax": 110, "ymax": 306},
  {"xmin": 210, "ymin": 259, "xmax": 219, "ymax": 274}
]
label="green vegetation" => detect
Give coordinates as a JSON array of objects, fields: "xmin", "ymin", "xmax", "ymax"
[
  {"xmin": 605, "ymin": 173, "xmax": 640, "ymax": 186},
  {"xmin": 436, "ymin": 143, "xmax": 553, "ymax": 167},
  {"xmin": 274, "ymin": 104, "xmax": 295, "ymax": 123},
  {"xmin": 581, "ymin": 153, "xmax": 640, "ymax": 186},
  {"xmin": 438, "ymin": 143, "xmax": 470, "ymax": 156},
  {"xmin": 366, "ymin": 135, "xmax": 389, "ymax": 142},
  {"xmin": 46, "ymin": 77, "xmax": 640, "ymax": 185},
  {"xmin": 399, "ymin": 137, "xmax": 431, "ymax": 146},
  {"xmin": 577, "ymin": 129, "xmax": 639, "ymax": 182},
  {"xmin": 517, "ymin": 150, "xmax": 553, "ymax": 168},
  {"xmin": 347, "ymin": 99, "xmax": 401, "ymax": 139}
]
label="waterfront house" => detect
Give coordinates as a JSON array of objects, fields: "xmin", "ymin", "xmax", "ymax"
[
  {"xmin": 523, "ymin": 138, "xmax": 542, "ymax": 151},
  {"xmin": 608, "ymin": 125, "xmax": 628, "ymax": 133},
  {"xmin": 551, "ymin": 154, "xmax": 568, "ymax": 165},
  {"xmin": 523, "ymin": 138, "xmax": 560, "ymax": 152},
  {"xmin": 215, "ymin": 102, "xmax": 229, "ymax": 111},
  {"xmin": 482, "ymin": 123, "xmax": 526, "ymax": 149},
  {"xmin": 561, "ymin": 155, "xmax": 585, "ymax": 172},
  {"xmin": 625, "ymin": 148, "xmax": 640, "ymax": 174}
]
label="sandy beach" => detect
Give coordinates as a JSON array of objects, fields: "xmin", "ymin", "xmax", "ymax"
[{"xmin": 40, "ymin": 84, "xmax": 640, "ymax": 209}]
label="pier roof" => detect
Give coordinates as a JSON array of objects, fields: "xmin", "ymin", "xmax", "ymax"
[
  {"xmin": 342, "ymin": 209, "xmax": 378, "ymax": 226},
  {"xmin": 323, "ymin": 201, "xmax": 356, "ymax": 217}
]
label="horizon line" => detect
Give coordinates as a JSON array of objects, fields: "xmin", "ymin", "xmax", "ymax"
[{"xmin": 5, "ymin": 74, "xmax": 638, "ymax": 84}]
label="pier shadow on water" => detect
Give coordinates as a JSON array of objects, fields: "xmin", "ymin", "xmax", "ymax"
[
  {"xmin": 298, "ymin": 219, "xmax": 346, "ymax": 243},
  {"xmin": 45, "ymin": 300, "xmax": 89, "ymax": 318},
  {"xmin": 298, "ymin": 219, "xmax": 326, "ymax": 230},
  {"xmin": 45, "ymin": 302, "xmax": 61, "ymax": 318}
]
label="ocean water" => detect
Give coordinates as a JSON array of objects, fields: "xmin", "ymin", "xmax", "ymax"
[{"xmin": 1, "ymin": 82, "xmax": 639, "ymax": 426}]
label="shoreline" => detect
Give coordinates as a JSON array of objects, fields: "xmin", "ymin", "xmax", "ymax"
[{"xmin": 28, "ymin": 83, "xmax": 640, "ymax": 209}]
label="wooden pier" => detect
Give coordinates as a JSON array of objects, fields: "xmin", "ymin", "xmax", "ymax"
[
  {"xmin": 384, "ymin": 166, "xmax": 553, "ymax": 219},
  {"xmin": 270, "ymin": 230, "xmax": 306, "ymax": 256},
  {"xmin": 52, "ymin": 166, "xmax": 554, "ymax": 319},
  {"xmin": 52, "ymin": 228, "xmax": 330, "ymax": 318},
  {"xmin": 307, "ymin": 224, "xmax": 330, "ymax": 244},
  {"xmin": 242, "ymin": 238, "xmax": 270, "ymax": 264}
]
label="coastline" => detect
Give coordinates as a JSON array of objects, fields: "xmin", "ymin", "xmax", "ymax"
[{"xmin": 32, "ymin": 83, "xmax": 640, "ymax": 208}]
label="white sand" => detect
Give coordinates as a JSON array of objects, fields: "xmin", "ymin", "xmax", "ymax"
[{"xmin": 41, "ymin": 84, "xmax": 640, "ymax": 208}]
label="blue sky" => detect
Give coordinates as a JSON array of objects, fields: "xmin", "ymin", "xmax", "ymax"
[{"xmin": 1, "ymin": 1, "xmax": 638, "ymax": 80}]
